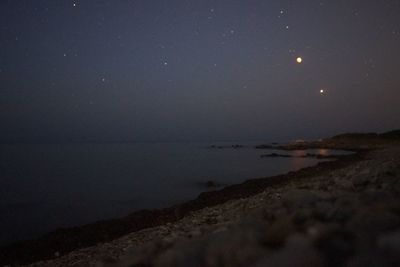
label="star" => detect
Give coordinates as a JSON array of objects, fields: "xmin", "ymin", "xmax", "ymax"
[{"xmin": 296, "ymin": 57, "xmax": 303, "ymax": 64}]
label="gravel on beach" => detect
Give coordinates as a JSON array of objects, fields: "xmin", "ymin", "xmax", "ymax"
[{"xmin": 24, "ymin": 143, "xmax": 400, "ymax": 267}]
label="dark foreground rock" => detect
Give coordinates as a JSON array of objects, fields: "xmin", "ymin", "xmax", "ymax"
[{"xmin": 199, "ymin": 180, "xmax": 226, "ymax": 189}]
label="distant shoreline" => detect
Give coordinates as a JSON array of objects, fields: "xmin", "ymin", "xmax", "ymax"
[{"xmin": 0, "ymin": 135, "xmax": 379, "ymax": 266}]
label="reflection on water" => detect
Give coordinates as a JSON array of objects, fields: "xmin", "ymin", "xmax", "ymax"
[
  {"xmin": 317, "ymin": 149, "xmax": 329, "ymax": 156},
  {"xmin": 276, "ymin": 148, "xmax": 353, "ymax": 172}
]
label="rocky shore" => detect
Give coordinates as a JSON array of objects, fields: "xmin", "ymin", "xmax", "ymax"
[{"xmin": 2, "ymin": 134, "xmax": 400, "ymax": 266}]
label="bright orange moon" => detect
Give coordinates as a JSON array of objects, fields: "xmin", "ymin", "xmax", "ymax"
[{"xmin": 296, "ymin": 57, "xmax": 302, "ymax": 63}]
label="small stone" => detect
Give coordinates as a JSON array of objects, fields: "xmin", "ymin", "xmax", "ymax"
[{"xmin": 188, "ymin": 229, "xmax": 202, "ymax": 238}]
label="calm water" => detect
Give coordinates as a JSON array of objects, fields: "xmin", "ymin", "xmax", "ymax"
[{"xmin": 0, "ymin": 142, "xmax": 349, "ymax": 245}]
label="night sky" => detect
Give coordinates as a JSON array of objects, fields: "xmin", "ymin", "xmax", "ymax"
[{"xmin": 1, "ymin": 0, "xmax": 399, "ymax": 143}]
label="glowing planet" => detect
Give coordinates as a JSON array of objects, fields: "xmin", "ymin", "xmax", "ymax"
[
  {"xmin": 296, "ymin": 57, "xmax": 303, "ymax": 63},
  {"xmin": 320, "ymin": 89, "xmax": 325, "ymax": 94}
]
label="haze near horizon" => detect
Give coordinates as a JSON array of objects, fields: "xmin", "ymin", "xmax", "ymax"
[{"xmin": 1, "ymin": 0, "xmax": 399, "ymax": 143}]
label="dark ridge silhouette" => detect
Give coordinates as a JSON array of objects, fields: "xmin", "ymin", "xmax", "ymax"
[{"xmin": 332, "ymin": 129, "xmax": 400, "ymax": 140}]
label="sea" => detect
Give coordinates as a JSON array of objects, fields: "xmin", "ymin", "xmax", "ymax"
[{"xmin": 0, "ymin": 142, "xmax": 351, "ymax": 245}]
